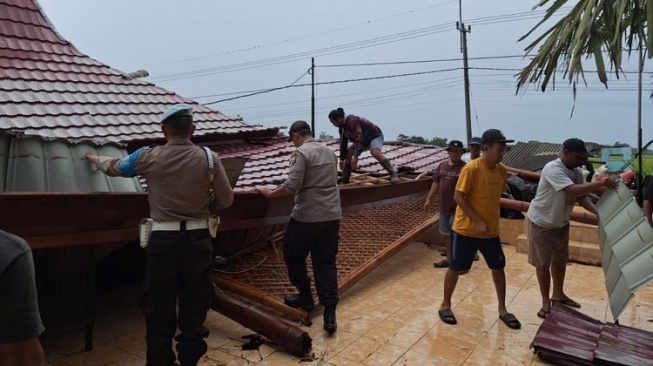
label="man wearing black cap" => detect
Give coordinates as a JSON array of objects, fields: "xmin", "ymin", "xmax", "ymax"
[
  {"xmin": 527, "ymin": 138, "xmax": 616, "ymax": 319},
  {"xmin": 256, "ymin": 120, "xmax": 342, "ymax": 333},
  {"xmin": 424, "ymin": 140, "xmax": 466, "ymax": 270},
  {"xmin": 461, "ymin": 136, "xmax": 481, "ymax": 163},
  {"xmin": 85, "ymin": 103, "xmax": 234, "ymax": 366},
  {"xmin": 439, "ymin": 129, "xmax": 522, "ymax": 329}
]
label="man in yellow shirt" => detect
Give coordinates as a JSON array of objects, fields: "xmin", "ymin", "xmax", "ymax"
[{"xmin": 438, "ymin": 129, "xmax": 521, "ymax": 330}]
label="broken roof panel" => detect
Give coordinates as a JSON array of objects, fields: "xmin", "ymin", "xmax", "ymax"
[
  {"xmin": 503, "ymin": 141, "xmax": 562, "ymax": 171},
  {"xmin": 0, "ymin": 0, "xmax": 279, "ymax": 144}
]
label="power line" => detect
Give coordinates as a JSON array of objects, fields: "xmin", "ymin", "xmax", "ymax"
[
  {"xmin": 318, "ymin": 55, "xmax": 525, "ymax": 68},
  {"xmin": 145, "ymin": 1, "xmax": 459, "ymax": 68},
  {"xmin": 148, "ymin": 8, "xmax": 569, "ymax": 83},
  {"xmin": 203, "ymin": 68, "xmax": 461, "ymax": 105}
]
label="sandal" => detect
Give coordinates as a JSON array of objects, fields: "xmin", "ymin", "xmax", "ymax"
[
  {"xmin": 438, "ymin": 309, "xmax": 457, "ymax": 325},
  {"xmin": 551, "ymin": 297, "xmax": 581, "ymax": 308},
  {"xmin": 499, "ymin": 313, "xmax": 521, "ymax": 329},
  {"xmin": 433, "ymin": 260, "xmax": 450, "ymax": 268},
  {"xmin": 537, "ymin": 309, "xmax": 549, "ymax": 319}
]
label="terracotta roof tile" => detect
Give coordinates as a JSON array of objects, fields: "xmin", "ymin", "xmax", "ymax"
[
  {"xmin": 211, "ymin": 138, "xmax": 447, "ymax": 191},
  {"xmin": 0, "ymin": 0, "xmax": 279, "ymax": 144}
]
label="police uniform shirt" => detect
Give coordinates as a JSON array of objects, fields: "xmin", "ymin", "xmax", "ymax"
[
  {"xmin": 93, "ymin": 140, "xmax": 234, "ymax": 221},
  {"xmin": 283, "ymin": 139, "xmax": 342, "ymax": 223}
]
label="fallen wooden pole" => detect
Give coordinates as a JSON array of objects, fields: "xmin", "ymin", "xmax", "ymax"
[
  {"xmin": 213, "ymin": 275, "xmax": 311, "ymax": 325},
  {"xmin": 210, "ymin": 287, "xmax": 312, "ymax": 357}
]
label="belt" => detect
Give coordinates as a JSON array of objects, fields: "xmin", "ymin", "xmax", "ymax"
[{"xmin": 151, "ymin": 219, "xmax": 208, "ymax": 231}]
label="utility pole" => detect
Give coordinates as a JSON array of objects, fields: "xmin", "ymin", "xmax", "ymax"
[
  {"xmin": 310, "ymin": 57, "xmax": 316, "ymax": 135},
  {"xmin": 457, "ymin": 0, "xmax": 472, "ymax": 143}
]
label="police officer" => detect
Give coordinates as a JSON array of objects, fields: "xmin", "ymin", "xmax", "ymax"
[
  {"xmin": 255, "ymin": 120, "xmax": 342, "ymax": 333},
  {"xmin": 85, "ymin": 103, "xmax": 234, "ymax": 366}
]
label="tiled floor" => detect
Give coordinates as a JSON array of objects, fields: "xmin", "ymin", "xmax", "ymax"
[{"xmin": 45, "ymin": 242, "xmax": 653, "ymax": 366}]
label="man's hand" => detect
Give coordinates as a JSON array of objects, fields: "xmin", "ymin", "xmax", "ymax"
[
  {"xmin": 603, "ymin": 177, "xmax": 618, "ymax": 189},
  {"xmin": 423, "ymin": 198, "xmax": 432, "ymax": 210},
  {"xmin": 351, "ymin": 157, "xmax": 358, "ymax": 171},
  {"xmin": 475, "ymin": 221, "xmax": 489, "ymax": 236},
  {"xmin": 84, "ymin": 151, "xmax": 99, "ymax": 164},
  {"xmin": 255, "ymin": 185, "xmax": 272, "ymax": 198}
]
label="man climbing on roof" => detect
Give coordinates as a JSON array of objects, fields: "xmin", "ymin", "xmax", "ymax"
[{"xmin": 328, "ymin": 108, "xmax": 399, "ymax": 184}]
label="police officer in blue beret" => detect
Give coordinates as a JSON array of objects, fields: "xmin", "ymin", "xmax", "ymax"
[{"xmin": 85, "ymin": 103, "xmax": 234, "ymax": 365}]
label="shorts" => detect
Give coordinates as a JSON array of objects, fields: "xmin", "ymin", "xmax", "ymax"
[
  {"xmin": 368, "ymin": 136, "xmax": 384, "ymax": 152},
  {"xmin": 450, "ymin": 231, "xmax": 505, "ymax": 272},
  {"xmin": 439, "ymin": 211, "xmax": 455, "ymax": 236},
  {"xmin": 527, "ymin": 219, "xmax": 569, "ymax": 270}
]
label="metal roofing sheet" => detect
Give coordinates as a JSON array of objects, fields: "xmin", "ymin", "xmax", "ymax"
[
  {"xmin": 503, "ymin": 141, "xmax": 562, "ymax": 171},
  {"xmin": 1, "ymin": 133, "xmax": 449, "ymax": 193},
  {"xmin": 0, "ymin": 0, "xmax": 278, "ymax": 144},
  {"xmin": 596, "ymin": 182, "xmax": 653, "ymax": 320}
]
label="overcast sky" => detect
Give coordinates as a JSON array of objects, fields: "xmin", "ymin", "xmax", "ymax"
[{"xmin": 38, "ymin": 0, "xmax": 652, "ymax": 146}]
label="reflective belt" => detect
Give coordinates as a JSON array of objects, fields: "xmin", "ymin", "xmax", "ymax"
[{"xmin": 151, "ymin": 219, "xmax": 209, "ymax": 231}]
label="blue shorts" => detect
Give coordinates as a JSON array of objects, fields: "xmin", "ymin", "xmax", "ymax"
[
  {"xmin": 450, "ymin": 232, "xmax": 505, "ymax": 272},
  {"xmin": 439, "ymin": 212, "xmax": 454, "ymax": 236}
]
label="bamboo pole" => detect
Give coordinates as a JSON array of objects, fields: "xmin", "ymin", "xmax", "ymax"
[
  {"xmin": 213, "ymin": 275, "xmax": 311, "ymax": 325},
  {"xmin": 210, "ymin": 288, "xmax": 312, "ymax": 357},
  {"xmin": 499, "ymin": 198, "xmax": 598, "ymax": 225}
]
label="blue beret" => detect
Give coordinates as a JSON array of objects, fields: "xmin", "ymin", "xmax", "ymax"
[{"xmin": 161, "ymin": 103, "xmax": 193, "ymax": 124}]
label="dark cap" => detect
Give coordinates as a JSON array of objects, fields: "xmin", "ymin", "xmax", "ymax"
[
  {"xmin": 563, "ymin": 138, "xmax": 589, "ymax": 158},
  {"xmin": 480, "ymin": 129, "xmax": 514, "ymax": 144},
  {"xmin": 469, "ymin": 137, "xmax": 481, "ymax": 145},
  {"xmin": 287, "ymin": 120, "xmax": 311, "ymax": 141},
  {"xmin": 446, "ymin": 140, "xmax": 465, "ymax": 151}
]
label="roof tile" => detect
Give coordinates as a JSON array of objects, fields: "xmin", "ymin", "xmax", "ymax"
[{"xmin": 0, "ymin": 0, "xmax": 279, "ymax": 144}]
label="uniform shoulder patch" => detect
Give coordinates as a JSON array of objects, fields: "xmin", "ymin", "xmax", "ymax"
[{"xmin": 288, "ymin": 151, "xmax": 298, "ymax": 166}]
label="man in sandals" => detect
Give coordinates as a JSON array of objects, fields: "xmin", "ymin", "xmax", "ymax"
[
  {"xmin": 438, "ymin": 129, "xmax": 521, "ymax": 330},
  {"xmin": 527, "ymin": 138, "xmax": 617, "ymax": 319},
  {"xmin": 424, "ymin": 140, "xmax": 466, "ymax": 271}
]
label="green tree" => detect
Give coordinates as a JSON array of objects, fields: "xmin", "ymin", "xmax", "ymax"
[
  {"xmin": 319, "ymin": 131, "xmax": 335, "ymax": 140},
  {"xmin": 516, "ymin": 0, "xmax": 651, "ymax": 94},
  {"xmin": 429, "ymin": 137, "xmax": 448, "ymax": 147}
]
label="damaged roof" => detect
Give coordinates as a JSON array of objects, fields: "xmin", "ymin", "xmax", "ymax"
[
  {"xmin": 502, "ymin": 141, "xmax": 562, "ymax": 172},
  {"xmin": 0, "ymin": 0, "xmax": 279, "ymax": 145}
]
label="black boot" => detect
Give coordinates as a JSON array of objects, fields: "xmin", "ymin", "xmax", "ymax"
[
  {"xmin": 322, "ymin": 303, "xmax": 337, "ymax": 333},
  {"xmin": 380, "ymin": 159, "xmax": 399, "ymax": 183},
  {"xmin": 338, "ymin": 164, "xmax": 352, "ymax": 184},
  {"xmin": 284, "ymin": 291, "xmax": 315, "ymax": 311}
]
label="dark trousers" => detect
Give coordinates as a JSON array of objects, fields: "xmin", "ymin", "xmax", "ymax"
[
  {"xmin": 140, "ymin": 229, "xmax": 213, "ymax": 366},
  {"xmin": 283, "ymin": 218, "xmax": 340, "ymax": 306}
]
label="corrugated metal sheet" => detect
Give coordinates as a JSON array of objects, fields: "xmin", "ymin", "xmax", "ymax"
[
  {"xmin": 1, "ymin": 133, "xmax": 449, "ymax": 192},
  {"xmin": 0, "ymin": 0, "xmax": 279, "ymax": 144},
  {"xmin": 502, "ymin": 141, "xmax": 562, "ymax": 171},
  {"xmin": 0, "ymin": 132, "xmax": 140, "ymax": 192},
  {"xmin": 596, "ymin": 182, "xmax": 653, "ymax": 320},
  {"xmin": 531, "ymin": 303, "xmax": 653, "ymax": 366}
]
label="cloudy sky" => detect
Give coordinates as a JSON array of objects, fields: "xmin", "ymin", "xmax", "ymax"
[{"xmin": 38, "ymin": 0, "xmax": 652, "ymax": 146}]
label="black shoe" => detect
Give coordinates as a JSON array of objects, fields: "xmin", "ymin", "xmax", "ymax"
[
  {"xmin": 323, "ymin": 314, "xmax": 337, "ymax": 333},
  {"xmin": 284, "ymin": 294, "xmax": 315, "ymax": 311}
]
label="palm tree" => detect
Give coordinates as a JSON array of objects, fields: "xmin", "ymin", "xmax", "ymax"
[{"xmin": 516, "ymin": 0, "xmax": 651, "ymax": 93}]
